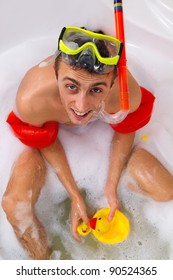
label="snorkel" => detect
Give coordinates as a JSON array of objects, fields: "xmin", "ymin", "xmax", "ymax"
[{"xmin": 97, "ymin": 0, "xmax": 130, "ymax": 124}]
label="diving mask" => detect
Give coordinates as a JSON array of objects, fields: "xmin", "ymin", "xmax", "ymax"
[
  {"xmin": 58, "ymin": 26, "xmax": 122, "ymax": 72},
  {"xmin": 40, "ymin": 26, "xmax": 122, "ymax": 73}
]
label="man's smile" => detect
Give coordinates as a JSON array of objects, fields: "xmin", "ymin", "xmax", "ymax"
[{"xmin": 71, "ymin": 108, "xmax": 92, "ymax": 121}]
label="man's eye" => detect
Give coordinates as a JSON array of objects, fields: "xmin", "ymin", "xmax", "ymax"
[
  {"xmin": 91, "ymin": 88, "xmax": 102, "ymax": 94},
  {"xmin": 66, "ymin": 84, "xmax": 77, "ymax": 90}
]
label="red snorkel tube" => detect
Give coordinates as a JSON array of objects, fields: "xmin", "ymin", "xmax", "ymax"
[
  {"xmin": 97, "ymin": 0, "xmax": 130, "ymax": 124},
  {"xmin": 114, "ymin": 0, "xmax": 130, "ymax": 112}
]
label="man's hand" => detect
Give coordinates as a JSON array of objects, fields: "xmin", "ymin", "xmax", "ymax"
[
  {"xmin": 70, "ymin": 195, "xmax": 89, "ymax": 241},
  {"xmin": 104, "ymin": 184, "xmax": 119, "ymax": 221}
]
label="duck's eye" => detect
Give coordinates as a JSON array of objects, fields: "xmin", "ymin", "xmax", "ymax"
[{"xmin": 98, "ymin": 218, "xmax": 102, "ymax": 220}]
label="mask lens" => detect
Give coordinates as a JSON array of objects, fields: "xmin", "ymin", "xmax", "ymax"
[
  {"xmin": 63, "ymin": 31, "xmax": 90, "ymax": 48},
  {"xmin": 104, "ymin": 40, "xmax": 119, "ymax": 57},
  {"xmin": 62, "ymin": 29, "xmax": 120, "ymax": 59}
]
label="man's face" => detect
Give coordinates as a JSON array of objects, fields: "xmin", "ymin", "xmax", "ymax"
[{"xmin": 57, "ymin": 61, "xmax": 114, "ymax": 125}]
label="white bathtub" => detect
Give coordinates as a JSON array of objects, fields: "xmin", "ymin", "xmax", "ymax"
[{"xmin": 0, "ymin": 0, "xmax": 173, "ymax": 260}]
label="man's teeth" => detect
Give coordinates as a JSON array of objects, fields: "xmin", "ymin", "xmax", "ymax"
[{"xmin": 73, "ymin": 110, "xmax": 90, "ymax": 116}]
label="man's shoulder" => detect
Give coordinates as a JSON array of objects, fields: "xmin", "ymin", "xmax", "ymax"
[
  {"xmin": 106, "ymin": 70, "xmax": 142, "ymax": 114},
  {"xmin": 105, "ymin": 77, "xmax": 120, "ymax": 113},
  {"xmin": 15, "ymin": 65, "xmax": 59, "ymax": 126},
  {"xmin": 17, "ymin": 61, "xmax": 56, "ymax": 94}
]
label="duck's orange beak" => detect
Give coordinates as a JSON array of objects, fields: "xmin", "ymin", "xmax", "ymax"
[{"xmin": 90, "ymin": 218, "xmax": 97, "ymax": 230}]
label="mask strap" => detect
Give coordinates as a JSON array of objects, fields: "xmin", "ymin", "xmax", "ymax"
[{"xmin": 39, "ymin": 49, "xmax": 61, "ymax": 67}]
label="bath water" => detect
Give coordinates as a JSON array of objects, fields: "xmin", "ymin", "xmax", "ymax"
[{"xmin": 0, "ymin": 36, "xmax": 173, "ymax": 260}]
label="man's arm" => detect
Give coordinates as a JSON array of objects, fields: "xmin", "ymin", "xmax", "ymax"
[
  {"xmin": 40, "ymin": 139, "xmax": 89, "ymax": 240},
  {"xmin": 104, "ymin": 69, "xmax": 141, "ymax": 219},
  {"xmin": 105, "ymin": 131, "xmax": 135, "ymax": 220}
]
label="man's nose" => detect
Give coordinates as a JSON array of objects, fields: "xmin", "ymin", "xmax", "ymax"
[{"xmin": 75, "ymin": 93, "xmax": 89, "ymax": 112}]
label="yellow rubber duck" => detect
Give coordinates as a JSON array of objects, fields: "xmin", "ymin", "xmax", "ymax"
[
  {"xmin": 77, "ymin": 208, "xmax": 130, "ymax": 244},
  {"xmin": 77, "ymin": 222, "xmax": 91, "ymax": 236}
]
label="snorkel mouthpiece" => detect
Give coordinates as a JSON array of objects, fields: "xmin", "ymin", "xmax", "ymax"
[{"xmin": 97, "ymin": 102, "xmax": 129, "ymax": 124}]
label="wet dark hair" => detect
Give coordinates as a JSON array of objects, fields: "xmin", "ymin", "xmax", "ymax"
[{"xmin": 55, "ymin": 29, "xmax": 118, "ymax": 80}]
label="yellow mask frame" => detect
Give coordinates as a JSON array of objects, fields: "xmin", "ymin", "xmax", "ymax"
[{"xmin": 58, "ymin": 26, "xmax": 122, "ymax": 66}]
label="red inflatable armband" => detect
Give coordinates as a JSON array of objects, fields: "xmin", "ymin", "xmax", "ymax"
[
  {"xmin": 6, "ymin": 112, "xmax": 59, "ymax": 148},
  {"xmin": 110, "ymin": 87, "xmax": 155, "ymax": 133}
]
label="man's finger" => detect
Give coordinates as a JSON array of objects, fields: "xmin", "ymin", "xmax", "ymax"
[
  {"xmin": 108, "ymin": 205, "xmax": 117, "ymax": 221},
  {"xmin": 81, "ymin": 213, "xmax": 90, "ymax": 225},
  {"xmin": 71, "ymin": 217, "xmax": 81, "ymax": 241}
]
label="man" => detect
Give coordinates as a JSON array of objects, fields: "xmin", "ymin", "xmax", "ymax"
[{"xmin": 2, "ymin": 27, "xmax": 173, "ymax": 259}]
